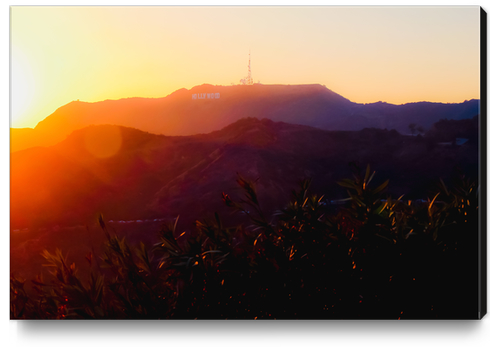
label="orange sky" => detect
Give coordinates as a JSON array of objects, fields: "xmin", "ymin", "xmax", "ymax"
[{"xmin": 10, "ymin": 6, "xmax": 480, "ymax": 128}]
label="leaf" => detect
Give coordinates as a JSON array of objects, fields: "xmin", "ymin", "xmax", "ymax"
[
  {"xmin": 336, "ymin": 197, "xmax": 353, "ymax": 203},
  {"xmin": 364, "ymin": 164, "xmax": 371, "ymax": 185},
  {"xmin": 352, "ymin": 195, "xmax": 366, "ymax": 207},
  {"xmin": 375, "ymin": 201, "xmax": 388, "ymax": 215},
  {"xmin": 173, "ymin": 215, "xmax": 180, "ymax": 233},
  {"xmin": 202, "ymin": 250, "xmax": 222, "ymax": 255},
  {"xmin": 98, "ymin": 214, "xmax": 106, "ymax": 230},
  {"xmin": 301, "ymin": 197, "xmax": 309, "ymax": 208},
  {"xmin": 428, "ymin": 192, "xmax": 440, "ymax": 217},
  {"xmin": 337, "ymin": 179, "xmax": 357, "ymax": 189},
  {"xmin": 439, "ymin": 178, "xmax": 449, "ymax": 196},
  {"xmin": 215, "ymin": 212, "xmax": 222, "ymax": 229},
  {"xmin": 373, "ymin": 179, "xmax": 389, "ymax": 194},
  {"xmin": 366, "ymin": 170, "xmax": 376, "ymax": 187},
  {"xmin": 176, "ymin": 231, "xmax": 186, "ymax": 239},
  {"xmin": 253, "ymin": 233, "xmax": 263, "ymax": 247}
]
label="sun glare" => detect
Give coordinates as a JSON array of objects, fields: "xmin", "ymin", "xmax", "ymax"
[{"xmin": 11, "ymin": 46, "xmax": 36, "ymax": 128}]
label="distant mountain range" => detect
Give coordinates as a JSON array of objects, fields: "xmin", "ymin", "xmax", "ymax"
[
  {"xmin": 11, "ymin": 118, "xmax": 478, "ymax": 230},
  {"xmin": 11, "ymin": 84, "xmax": 479, "ymax": 152}
]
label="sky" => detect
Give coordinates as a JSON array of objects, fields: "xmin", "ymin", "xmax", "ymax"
[{"xmin": 10, "ymin": 6, "xmax": 481, "ymax": 128}]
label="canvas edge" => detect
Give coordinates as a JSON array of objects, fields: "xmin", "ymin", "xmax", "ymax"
[{"xmin": 479, "ymin": 6, "xmax": 487, "ymax": 320}]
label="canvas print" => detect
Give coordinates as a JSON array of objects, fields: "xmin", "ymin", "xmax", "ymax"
[{"xmin": 10, "ymin": 6, "xmax": 485, "ymax": 319}]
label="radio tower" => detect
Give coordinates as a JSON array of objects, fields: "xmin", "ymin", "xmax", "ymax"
[
  {"xmin": 241, "ymin": 50, "xmax": 254, "ymax": 85},
  {"xmin": 247, "ymin": 50, "xmax": 253, "ymax": 85}
]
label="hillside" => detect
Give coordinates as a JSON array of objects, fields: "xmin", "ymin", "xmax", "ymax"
[
  {"xmin": 10, "ymin": 84, "xmax": 479, "ymax": 152},
  {"xmin": 11, "ymin": 118, "xmax": 478, "ymax": 231},
  {"xmin": 10, "ymin": 118, "xmax": 479, "ymax": 285}
]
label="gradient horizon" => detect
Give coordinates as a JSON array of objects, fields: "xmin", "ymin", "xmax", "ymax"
[{"xmin": 11, "ymin": 6, "xmax": 480, "ymax": 129}]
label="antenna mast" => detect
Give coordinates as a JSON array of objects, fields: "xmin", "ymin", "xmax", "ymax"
[
  {"xmin": 247, "ymin": 50, "xmax": 253, "ymax": 85},
  {"xmin": 241, "ymin": 50, "xmax": 254, "ymax": 85}
]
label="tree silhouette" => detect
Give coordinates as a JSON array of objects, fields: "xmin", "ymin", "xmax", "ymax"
[{"xmin": 409, "ymin": 123, "xmax": 416, "ymax": 136}]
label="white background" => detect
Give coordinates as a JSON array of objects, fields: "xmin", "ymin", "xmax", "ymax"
[{"xmin": 2, "ymin": 1, "xmax": 490, "ymax": 347}]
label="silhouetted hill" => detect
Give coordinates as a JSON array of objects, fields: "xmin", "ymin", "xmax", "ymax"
[
  {"xmin": 11, "ymin": 118, "xmax": 478, "ymax": 231},
  {"xmin": 10, "ymin": 84, "xmax": 479, "ymax": 152}
]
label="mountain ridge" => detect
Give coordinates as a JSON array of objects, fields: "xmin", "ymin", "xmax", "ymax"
[{"xmin": 11, "ymin": 83, "xmax": 479, "ymax": 152}]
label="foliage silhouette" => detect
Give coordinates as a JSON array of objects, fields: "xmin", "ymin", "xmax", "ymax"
[{"xmin": 10, "ymin": 166, "xmax": 479, "ymax": 319}]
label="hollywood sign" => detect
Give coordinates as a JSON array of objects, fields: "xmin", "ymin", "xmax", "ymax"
[{"xmin": 192, "ymin": 92, "xmax": 220, "ymax": 100}]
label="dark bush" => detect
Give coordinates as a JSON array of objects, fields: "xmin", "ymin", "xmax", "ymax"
[{"xmin": 11, "ymin": 167, "xmax": 479, "ymax": 319}]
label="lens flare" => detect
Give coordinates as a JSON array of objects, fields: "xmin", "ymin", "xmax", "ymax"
[{"xmin": 83, "ymin": 126, "xmax": 122, "ymax": 158}]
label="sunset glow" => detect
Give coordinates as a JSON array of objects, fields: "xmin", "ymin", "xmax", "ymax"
[{"xmin": 10, "ymin": 6, "xmax": 480, "ymax": 128}]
